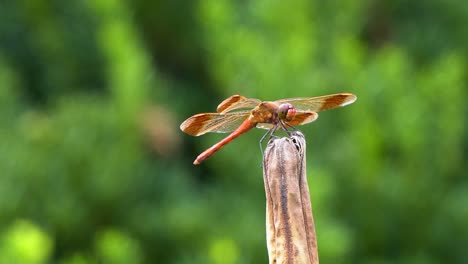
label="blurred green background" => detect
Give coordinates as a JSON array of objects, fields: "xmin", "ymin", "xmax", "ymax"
[{"xmin": 0, "ymin": 0, "xmax": 467, "ymax": 263}]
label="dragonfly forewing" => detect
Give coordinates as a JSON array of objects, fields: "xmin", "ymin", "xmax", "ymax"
[
  {"xmin": 217, "ymin": 95, "xmax": 261, "ymax": 113},
  {"xmin": 274, "ymin": 93, "xmax": 357, "ymax": 112}
]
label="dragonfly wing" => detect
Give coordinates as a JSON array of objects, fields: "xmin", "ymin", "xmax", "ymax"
[
  {"xmin": 217, "ymin": 95, "xmax": 261, "ymax": 113},
  {"xmin": 180, "ymin": 111, "xmax": 250, "ymax": 136},
  {"xmin": 286, "ymin": 112, "xmax": 319, "ymax": 127},
  {"xmin": 275, "ymin": 93, "xmax": 356, "ymax": 112}
]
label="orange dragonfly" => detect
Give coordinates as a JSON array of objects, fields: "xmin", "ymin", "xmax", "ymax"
[{"xmin": 180, "ymin": 93, "xmax": 357, "ymax": 165}]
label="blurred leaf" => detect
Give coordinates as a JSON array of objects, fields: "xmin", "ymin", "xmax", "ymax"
[
  {"xmin": 208, "ymin": 238, "xmax": 239, "ymax": 264},
  {"xmin": 0, "ymin": 220, "xmax": 53, "ymax": 264},
  {"xmin": 95, "ymin": 229, "xmax": 143, "ymax": 264}
]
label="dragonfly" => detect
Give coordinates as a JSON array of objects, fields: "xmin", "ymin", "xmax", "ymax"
[{"xmin": 180, "ymin": 93, "xmax": 357, "ymax": 165}]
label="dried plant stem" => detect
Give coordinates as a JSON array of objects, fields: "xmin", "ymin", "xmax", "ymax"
[{"xmin": 262, "ymin": 131, "xmax": 318, "ymax": 264}]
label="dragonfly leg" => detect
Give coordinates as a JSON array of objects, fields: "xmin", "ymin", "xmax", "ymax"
[
  {"xmin": 259, "ymin": 124, "xmax": 279, "ymax": 157},
  {"xmin": 284, "ymin": 122, "xmax": 298, "ymax": 131},
  {"xmin": 279, "ymin": 121, "xmax": 297, "ymax": 136}
]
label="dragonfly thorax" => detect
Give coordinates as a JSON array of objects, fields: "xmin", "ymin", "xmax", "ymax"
[{"xmin": 277, "ymin": 103, "xmax": 296, "ymax": 121}]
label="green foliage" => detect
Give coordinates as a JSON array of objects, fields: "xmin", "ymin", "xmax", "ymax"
[{"xmin": 0, "ymin": 0, "xmax": 467, "ymax": 263}]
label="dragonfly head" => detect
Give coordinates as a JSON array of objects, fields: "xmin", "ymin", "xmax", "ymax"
[{"xmin": 278, "ymin": 103, "xmax": 296, "ymax": 121}]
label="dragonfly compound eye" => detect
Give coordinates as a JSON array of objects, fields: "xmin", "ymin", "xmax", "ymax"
[{"xmin": 278, "ymin": 103, "xmax": 296, "ymax": 121}]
